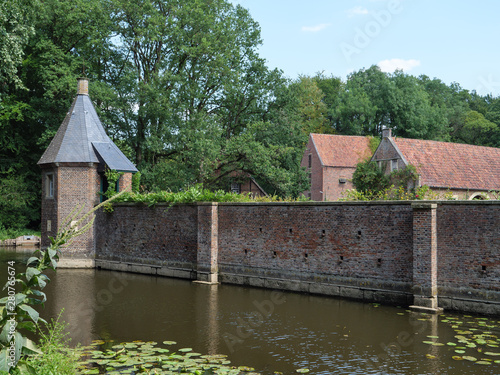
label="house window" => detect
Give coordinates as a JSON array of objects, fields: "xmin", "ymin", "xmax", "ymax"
[
  {"xmin": 308, "ymin": 173, "xmax": 312, "ymax": 184},
  {"xmin": 230, "ymin": 183, "xmax": 241, "ymax": 194},
  {"xmin": 45, "ymin": 173, "xmax": 54, "ymax": 198},
  {"xmin": 391, "ymin": 159, "xmax": 399, "ymax": 172},
  {"xmin": 308, "ymin": 154, "xmax": 312, "ymax": 168}
]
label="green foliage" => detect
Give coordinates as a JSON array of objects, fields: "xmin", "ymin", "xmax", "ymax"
[
  {"xmin": 0, "ymin": 228, "xmax": 40, "ymax": 242},
  {"xmin": 351, "ymin": 159, "xmax": 390, "ymax": 195},
  {"xmin": 0, "ymin": 194, "xmax": 123, "ymax": 373},
  {"xmin": 289, "ymin": 76, "xmax": 328, "ymax": 135},
  {"xmin": 131, "ymin": 171, "xmax": 141, "ymax": 193},
  {"xmin": 25, "ymin": 311, "xmax": 79, "ymax": 375},
  {"xmin": 103, "ymin": 168, "xmax": 124, "ymax": 199},
  {"xmin": 110, "ymin": 184, "xmax": 310, "ymax": 207},
  {"xmin": 0, "ymin": 176, "xmax": 36, "ymax": 230}
]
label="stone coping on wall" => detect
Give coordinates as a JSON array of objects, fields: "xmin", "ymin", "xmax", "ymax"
[{"xmin": 109, "ymin": 200, "xmax": 500, "ymax": 208}]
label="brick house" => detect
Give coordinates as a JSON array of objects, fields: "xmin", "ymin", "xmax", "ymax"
[
  {"xmin": 38, "ymin": 78, "xmax": 138, "ymax": 266},
  {"xmin": 227, "ymin": 172, "xmax": 268, "ymax": 197},
  {"xmin": 372, "ymin": 128, "xmax": 500, "ymax": 199},
  {"xmin": 301, "ymin": 133, "xmax": 372, "ymax": 201}
]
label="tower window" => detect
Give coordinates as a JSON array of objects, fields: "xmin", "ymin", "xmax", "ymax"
[
  {"xmin": 45, "ymin": 173, "xmax": 54, "ymax": 198},
  {"xmin": 308, "ymin": 154, "xmax": 312, "ymax": 168}
]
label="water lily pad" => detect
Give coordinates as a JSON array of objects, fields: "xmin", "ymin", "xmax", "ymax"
[
  {"xmin": 163, "ymin": 341, "xmax": 177, "ymax": 345},
  {"xmin": 484, "ymin": 352, "xmax": 500, "ymax": 356},
  {"xmin": 452, "ymin": 356, "xmax": 463, "ymax": 360},
  {"xmin": 475, "ymin": 361, "xmax": 492, "ymax": 365},
  {"xmin": 296, "ymin": 369, "xmax": 310, "ymax": 373},
  {"xmin": 463, "ymin": 356, "xmax": 477, "ymax": 362}
]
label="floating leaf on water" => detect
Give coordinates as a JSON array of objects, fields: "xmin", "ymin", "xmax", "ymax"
[
  {"xmin": 423, "ymin": 341, "xmax": 435, "ymax": 345},
  {"xmin": 484, "ymin": 352, "xmax": 500, "ymax": 356},
  {"xmin": 475, "ymin": 361, "xmax": 492, "ymax": 365},
  {"xmin": 296, "ymin": 369, "xmax": 310, "ymax": 373},
  {"xmin": 91, "ymin": 339, "xmax": 106, "ymax": 346},
  {"xmin": 179, "ymin": 348, "xmax": 193, "ymax": 352},
  {"xmin": 238, "ymin": 366, "xmax": 256, "ymax": 371},
  {"xmin": 447, "ymin": 342, "xmax": 457, "ymax": 346},
  {"xmin": 455, "ymin": 350, "xmax": 466, "ymax": 354},
  {"xmin": 425, "ymin": 354, "xmax": 436, "ymax": 359},
  {"xmin": 163, "ymin": 341, "xmax": 177, "ymax": 345},
  {"xmin": 452, "ymin": 356, "xmax": 463, "ymax": 360},
  {"xmin": 463, "ymin": 356, "xmax": 477, "ymax": 362},
  {"xmin": 427, "ymin": 336, "xmax": 439, "ymax": 339}
]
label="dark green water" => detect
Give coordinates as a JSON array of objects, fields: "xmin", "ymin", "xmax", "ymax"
[{"xmin": 1, "ymin": 248, "xmax": 499, "ymax": 374}]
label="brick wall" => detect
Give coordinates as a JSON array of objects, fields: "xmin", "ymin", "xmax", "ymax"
[
  {"xmin": 95, "ymin": 203, "xmax": 198, "ymax": 269},
  {"xmin": 217, "ymin": 202, "xmax": 413, "ymax": 295},
  {"xmin": 93, "ymin": 200, "xmax": 500, "ymax": 313},
  {"xmin": 322, "ymin": 167, "xmax": 356, "ymax": 201},
  {"xmin": 301, "ymin": 138, "xmax": 323, "ymax": 201},
  {"xmin": 40, "ymin": 163, "xmax": 99, "ymax": 259},
  {"xmin": 437, "ymin": 203, "xmax": 500, "ymax": 299},
  {"xmin": 56, "ymin": 165, "xmax": 99, "ymax": 259}
]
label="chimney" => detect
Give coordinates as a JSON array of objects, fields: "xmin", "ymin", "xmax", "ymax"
[
  {"xmin": 77, "ymin": 78, "xmax": 89, "ymax": 95},
  {"xmin": 382, "ymin": 128, "xmax": 392, "ymax": 138}
]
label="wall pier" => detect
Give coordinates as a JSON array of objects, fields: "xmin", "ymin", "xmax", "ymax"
[
  {"xmin": 196, "ymin": 203, "xmax": 219, "ymax": 284},
  {"xmin": 410, "ymin": 203, "xmax": 443, "ymax": 313}
]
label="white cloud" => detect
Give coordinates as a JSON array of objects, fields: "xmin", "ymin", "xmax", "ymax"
[
  {"xmin": 378, "ymin": 59, "xmax": 421, "ymax": 73},
  {"xmin": 301, "ymin": 23, "xmax": 331, "ymax": 32},
  {"xmin": 347, "ymin": 6, "xmax": 369, "ymax": 17}
]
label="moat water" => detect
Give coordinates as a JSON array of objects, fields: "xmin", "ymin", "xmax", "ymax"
[{"xmin": 1, "ymin": 248, "xmax": 499, "ymax": 374}]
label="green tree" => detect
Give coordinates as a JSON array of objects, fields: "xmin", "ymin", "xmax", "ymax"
[{"xmin": 289, "ymin": 76, "xmax": 328, "ymax": 135}]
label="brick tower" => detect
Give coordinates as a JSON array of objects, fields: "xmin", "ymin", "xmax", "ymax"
[{"xmin": 38, "ymin": 78, "xmax": 137, "ymax": 267}]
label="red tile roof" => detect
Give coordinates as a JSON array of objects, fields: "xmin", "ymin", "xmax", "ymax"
[
  {"xmin": 393, "ymin": 137, "xmax": 500, "ymax": 191},
  {"xmin": 311, "ymin": 134, "xmax": 372, "ymax": 167}
]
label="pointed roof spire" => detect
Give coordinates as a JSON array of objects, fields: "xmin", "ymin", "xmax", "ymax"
[{"xmin": 38, "ymin": 78, "xmax": 138, "ymax": 172}]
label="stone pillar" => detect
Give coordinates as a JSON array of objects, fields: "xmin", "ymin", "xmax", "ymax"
[
  {"xmin": 196, "ymin": 203, "xmax": 219, "ymax": 284},
  {"xmin": 410, "ymin": 203, "xmax": 442, "ymax": 313}
]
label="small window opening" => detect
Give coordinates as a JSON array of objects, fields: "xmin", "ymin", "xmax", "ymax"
[
  {"xmin": 45, "ymin": 173, "xmax": 54, "ymax": 198},
  {"xmin": 230, "ymin": 183, "xmax": 241, "ymax": 194},
  {"xmin": 308, "ymin": 154, "xmax": 312, "ymax": 168},
  {"xmin": 391, "ymin": 159, "xmax": 399, "ymax": 172}
]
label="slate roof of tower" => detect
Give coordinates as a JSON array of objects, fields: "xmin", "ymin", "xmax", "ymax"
[
  {"xmin": 393, "ymin": 137, "xmax": 500, "ymax": 191},
  {"xmin": 310, "ymin": 133, "xmax": 372, "ymax": 167},
  {"xmin": 38, "ymin": 93, "xmax": 137, "ymax": 172}
]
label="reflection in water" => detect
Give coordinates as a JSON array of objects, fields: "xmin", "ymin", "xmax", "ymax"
[{"xmin": 0, "ymin": 249, "xmax": 496, "ymax": 375}]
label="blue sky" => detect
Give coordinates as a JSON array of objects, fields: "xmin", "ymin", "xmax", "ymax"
[{"xmin": 232, "ymin": 0, "xmax": 500, "ymax": 96}]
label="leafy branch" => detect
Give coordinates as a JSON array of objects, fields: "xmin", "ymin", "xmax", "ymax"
[{"xmin": 0, "ymin": 191, "xmax": 125, "ymax": 373}]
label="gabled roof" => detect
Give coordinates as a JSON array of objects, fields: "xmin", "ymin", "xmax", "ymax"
[
  {"xmin": 310, "ymin": 133, "xmax": 372, "ymax": 167},
  {"xmin": 38, "ymin": 83, "xmax": 137, "ymax": 173},
  {"xmin": 393, "ymin": 137, "xmax": 500, "ymax": 191}
]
